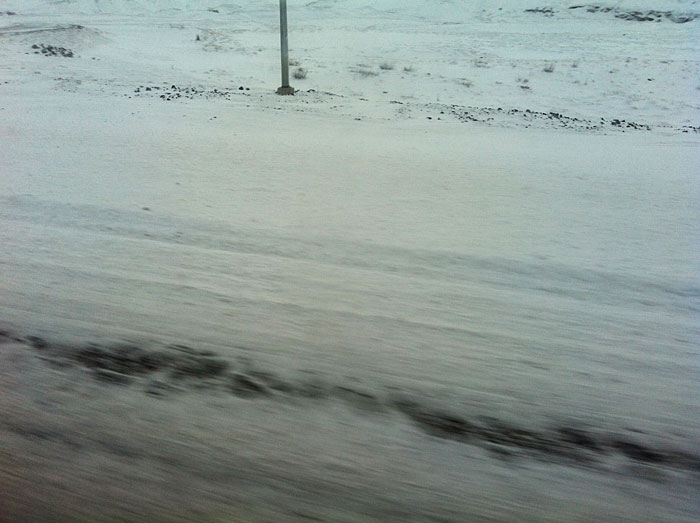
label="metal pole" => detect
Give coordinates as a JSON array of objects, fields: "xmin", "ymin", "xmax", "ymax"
[{"xmin": 276, "ymin": 0, "xmax": 294, "ymax": 95}]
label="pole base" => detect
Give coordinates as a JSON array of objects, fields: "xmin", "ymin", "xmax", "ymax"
[{"xmin": 276, "ymin": 86, "xmax": 295, "ymax": 95}]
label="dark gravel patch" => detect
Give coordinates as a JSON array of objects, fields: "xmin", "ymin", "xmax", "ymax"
[
  {"xmin": 132, "ymin": 83, "xmax": 250, "ymax": 102},
  {"xmin": 31, "ymin": 44, "xmax": 74, "ymax": 57},
  {"xmin": 446, "ymin": 105, "xmax": 663, "ymax": 133},
  {"xmin": 10, "ymin": 329, "xmax": 700, "ymax": 473},
  {"xmin": 229, "ymin": 373, "xmax": 269, "ymax": 398},
  {"xmin": 569, "ymin": 5, "xmax": 699, "ymax": 23}
]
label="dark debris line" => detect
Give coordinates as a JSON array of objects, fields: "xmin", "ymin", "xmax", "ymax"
[
  {"xmin": 447, "ymin": 105, "xmax": 656, "ymax": 132},
  {"xmin": 124, "ymin": 84, "xmax": 698, "ymax": 134},
  {"xmin": 2, "ymin": 329, "xmax": 699, "ymax": 473},
  {"xmin": 132, "ymin": 84, "xmax": 250, "ymax": 102},
  {"xmin": 525, "ymin": 5, "xmax": 700, "ymax": 23}
]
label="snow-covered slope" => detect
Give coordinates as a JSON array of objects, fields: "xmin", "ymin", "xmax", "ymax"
[{"xmin": 2, "ymin": 0, "xmax": 698, "ymax": 130}]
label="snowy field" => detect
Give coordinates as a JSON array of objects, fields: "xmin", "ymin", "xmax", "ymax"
[{"xmin": 1, "ymin": 1, "xmax": 699, "ymax": 521}]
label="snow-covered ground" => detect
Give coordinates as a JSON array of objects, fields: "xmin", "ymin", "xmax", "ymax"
[{"xmin": 1, "ymin": 1, "xmax": 699, "ymax": 521}]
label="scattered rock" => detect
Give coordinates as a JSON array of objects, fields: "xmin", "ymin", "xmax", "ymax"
[
  {"xmin": 26, "ymin": 336, "xmax": 48, "ymax": 349},
  {"xmin": 229, "ymin": 373, "xmax": 269, "ymax": 398},
  {"xmin": 74, "ymin": 344, "xmax": 171, "ymax": 375},
  {"xmin": 393, "ymin": 398, "xmax": 475, "ymax": 439},
  {"xmin": 170, "ymin": 355, "xmax": 229, "ymax": 380},
  {"xmin": 145, "ymin": 379, "xmax": 179, "ymax": 397},
  {"xmin": 332, "ymin": 385, "xmax": 383, "ymax": 411},
  {"xmin": 133, "ymin": 83, "xmax": 247, "ymax": 101},
  {"xmin": 610, "ymin": 438, "xmax": 665, "ymax": 463},
  {"xmin": 557, "ymin": 426, "xmax": 602, "ymax": 451},
  {"xmin": 476, "ymin": 417, "xmax": 556, "ymax": 453},
  {"xmin": 569, "ymin": 5, "xmax": 699, "ymax": 23},
  {"xmin": 293, "ymin": 378, "xmax": 328, "ymax": 399},
  {"xmin": 525, "ymin": 7, "xmax": 555, "ymax": 16},
  {"xmin": 447, "ymin": 104, "xmax": 662, "ymax": 133},
  {"xmin": 32, "ymin": 44, "xmax": 74, "ymax": 58}
]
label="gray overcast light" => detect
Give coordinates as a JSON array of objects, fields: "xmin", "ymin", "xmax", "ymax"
[{"xmin": 1, "ymin": 1, "xmax": 699, "ymax": 521}]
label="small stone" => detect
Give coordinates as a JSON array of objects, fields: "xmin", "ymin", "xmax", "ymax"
[
  {"xmin": 27, "ymin": 336, "xmax": 48, "ymax": 349},
  {"xmin": 230, "ymin": 374, "xmax": 268, "ymax": 398}
]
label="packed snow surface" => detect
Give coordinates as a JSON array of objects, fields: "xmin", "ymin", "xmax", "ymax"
[{"xmin": 1, "ymin": 1, "xmax": 699, "ymax": 521}]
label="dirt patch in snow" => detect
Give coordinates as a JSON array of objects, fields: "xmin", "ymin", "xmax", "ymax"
[
  {"xmin": 30, "ymin": 43, "xmax": 74, "ymax": 57},
  {"xmin": 4, "ymin": 328, "xmax": 699, "ymax": 473},
  {"xmin": 525, "ymin": 5, "xmax": 700, "ymax": 23},
  {"xmin": 132, "ymin": 83, "xmax": 250, "ymax": 101}
]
